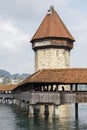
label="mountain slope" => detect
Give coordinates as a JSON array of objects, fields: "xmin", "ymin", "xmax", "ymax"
[
  {"xmin": 0, "ymin": 69, "xmax": 11, "ymax": 78},
  {"xmin": 0, "ymin": 69, "xmax": 29, "ymax": 85}
]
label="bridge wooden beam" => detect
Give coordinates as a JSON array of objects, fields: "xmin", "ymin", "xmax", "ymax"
[
  {"xmin": 75, "ymin": 103, "xmax": 78, "ymax": 119},
  {"xmin": 75, "ymin": 83, "xmax": 78, "ymax": 119}
]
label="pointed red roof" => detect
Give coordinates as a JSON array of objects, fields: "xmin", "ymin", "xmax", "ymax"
[{"xmin": 31, "ymin": 7, "xmax": 75, "ymax": 42}]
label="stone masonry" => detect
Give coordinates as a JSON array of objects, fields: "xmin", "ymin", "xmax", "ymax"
[{"xmin": 35, "ymin": 46, "xmax": 70, "ymax": 71}]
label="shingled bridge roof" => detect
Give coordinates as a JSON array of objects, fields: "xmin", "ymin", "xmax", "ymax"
[
  {"xmin": 0, "ymin": 84, "xmax": 18, "ymax": 91},
  {"xmin": 18, "ymin": 68, "xmax": 87, "ymax": 86}
]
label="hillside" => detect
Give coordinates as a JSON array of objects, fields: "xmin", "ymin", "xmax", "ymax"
[{"xmin": 0, "ymin": 69, "xmax": 29, "ymax": 85}]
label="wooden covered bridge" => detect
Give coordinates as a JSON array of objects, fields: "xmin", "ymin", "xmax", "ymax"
[
  {"xmin": 13, "ymin": 68, "xmax": 87, "ymax": 104},
  {"xmin": 0, "ymin": 68, "xmax": 87, "ymax": 118}
]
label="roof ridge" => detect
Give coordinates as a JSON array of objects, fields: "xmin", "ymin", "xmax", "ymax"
[{"xmin": 31, "ymin": 69, "xmax": 43, "ymax": 79}]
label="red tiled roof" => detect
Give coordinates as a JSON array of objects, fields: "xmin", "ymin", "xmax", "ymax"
[
  {"xmin": 31, "ymin": 8, "xmax": 75, "ymax": 42},
  {"xmin": 0, "ymin": 84, "xmax": 18, "ymax": 91},
  {"xmin": 18, "ymin": 68, "xmax": 87, "ymax": 85}
]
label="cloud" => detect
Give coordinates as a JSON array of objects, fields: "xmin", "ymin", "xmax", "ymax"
[
  {"xmin": 68, "ymin": 8, "xmax": 87, "ymax": 68},
  {"xmin": 0, "ymin": 0, "xmax": 71, "ymax": 22},
  {"xmin": 0, "ymin": 19, "xmax": 34, "ymax": 73},
  {"xmin": 0, "ymin": 20, "xmax": 29, "ymax": 52},
  {"xmin": 0, "ymin": 0, "xmax": 87, "ymax": 74}
]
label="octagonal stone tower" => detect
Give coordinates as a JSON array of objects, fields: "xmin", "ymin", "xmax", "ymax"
[{"xmin": 30, "ymin": 6, "xmax": 75, "ymax": 71}]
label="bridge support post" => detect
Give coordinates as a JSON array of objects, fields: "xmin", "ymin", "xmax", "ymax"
[
  {"xmin": 75, "ymin": 103, "xmax": 78, "ymax": 119},
  {"xmin": 19, "ymin": 100, "xmax": 22, "ymax": 111},
  {"xmin": 75, "ymin": 84, "xmax": 78, "ymax": 119},
  {"xmin": 44, "ymin": 104, "xmax": 49, "ymax": 116},
  {"xmin": 34, "ymin": 105, "xmax": 40, "ymax": 117},
  {"xmin": 0, "ymin": 98, "xmax": 1, "ymax": 103},
  {"xmin": 20, "ymin": 100, "xmax": 26, "ymax": 112},
  {"xmin": 28, "ymin": 105, "xmax": 34, "ymax": 117},
  {"xmin": 53, "ymin": 105, "xmax": 59, "ymax": 117}
]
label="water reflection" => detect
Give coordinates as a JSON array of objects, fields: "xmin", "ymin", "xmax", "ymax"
[{"xmin": 0, "ymin": 104, "xmax": 87, "ymax": 130}]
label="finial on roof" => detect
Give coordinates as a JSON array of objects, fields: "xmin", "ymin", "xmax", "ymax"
[
  {"xmin": 47, "ymin": 6, "xmax": 54, "ymax": 15},
  {"xmin": 50, "ymin": 6, "xmax": 54, "ymax": 11}
]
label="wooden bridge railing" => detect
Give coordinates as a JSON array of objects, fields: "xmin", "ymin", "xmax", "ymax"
[
  {"xmin": 0, "ymin": 93, "xmax": 13, "ymax": 99},
  {"xmin": 12, "ymin": 91, "xmax": 87, "ymax": 105},
  {"xmin": 0, "ymin": 91, "xmax": 87, "ymax": 105}
]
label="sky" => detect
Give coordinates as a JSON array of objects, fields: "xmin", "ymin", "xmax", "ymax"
[{"xmin": 0, "ymin": 0, "xmax": 87, "ymax": 74}]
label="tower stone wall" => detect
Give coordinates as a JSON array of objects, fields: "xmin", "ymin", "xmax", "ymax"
[{"xmin": 34, "ymin": 42, "xmax": 70, "ymax": 71}]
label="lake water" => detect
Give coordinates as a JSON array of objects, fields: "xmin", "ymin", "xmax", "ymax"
[{"xmin": 0, "ymin": 103, "xmax": 87, "ymax": 130}]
